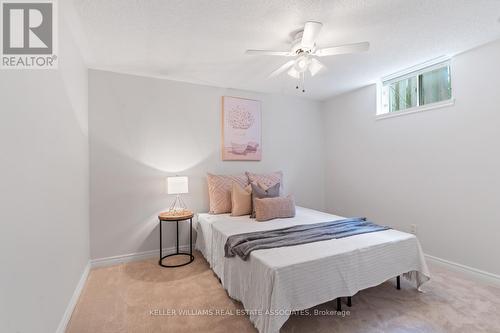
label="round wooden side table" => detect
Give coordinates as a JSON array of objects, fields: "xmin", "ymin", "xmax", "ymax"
[{"xmin": 158, "ymin": 211, "xmax": 194, "ymax": 268}]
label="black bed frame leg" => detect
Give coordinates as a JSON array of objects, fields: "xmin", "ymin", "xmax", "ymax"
[
  {"xmin": 336, "ymin": 298, "xmax": 342, "ymax": 311},
  {"xmin": 347, "ymin": 296, "xmax": 352, "ymax": 307},
  {"xmin": 396, "ymin": 275, "xmax": 401, "ymax": 290}
]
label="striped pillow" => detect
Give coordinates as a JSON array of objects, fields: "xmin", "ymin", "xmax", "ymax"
[{"xmin": 254, "ymin": 195, "xmax": 296, "ymax": 222}]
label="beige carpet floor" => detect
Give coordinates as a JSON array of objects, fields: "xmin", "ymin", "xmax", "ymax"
[{"xmin": 67, "ymin": 251, "xmax": 500, "ymax": 333}]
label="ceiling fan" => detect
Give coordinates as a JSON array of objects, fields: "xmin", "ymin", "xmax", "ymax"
[{"xmin": 245, "ymin": 21, "xmax": 369, "ymax": 92}]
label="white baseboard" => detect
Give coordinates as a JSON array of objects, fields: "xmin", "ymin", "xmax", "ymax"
[
  {"xmin": 55, "ymin": 246, "xmax": 191, "ymax": 332},
  {"xmin": 90, "ymin": 245, "xmax": 191, "ymax": 268},
  {"xmin": 56, "ymin": 261, "xmax": 90, "ymax": 333},
  {"xmin": 425, "ymin": 254, "xmax": 500, "ymax": 287}
]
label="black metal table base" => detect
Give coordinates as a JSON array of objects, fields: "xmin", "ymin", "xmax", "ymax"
[
  {"xmin": 159, "ymin": 253, "xmax": 194, "ymax": 268},
  {"xmin": 159, "ymin": 217, "xmax": 194, "ymax": 268}
]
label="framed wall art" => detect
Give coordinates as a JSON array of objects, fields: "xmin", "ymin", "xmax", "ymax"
[{"xmin": 221, "ymin": 96, "xmax": 261, "ymax": 161}]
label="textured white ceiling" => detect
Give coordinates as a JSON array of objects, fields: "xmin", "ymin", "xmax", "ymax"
[{"xmin": 73, "ymin": 0, "xmax": 500, "ymax": 100}]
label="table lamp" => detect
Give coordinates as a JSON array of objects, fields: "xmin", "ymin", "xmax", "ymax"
[{"xmin": 166, "ymin": 176, "xmax": 189, "ymax": 214}]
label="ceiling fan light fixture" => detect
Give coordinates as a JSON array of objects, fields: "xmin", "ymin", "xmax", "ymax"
[
  {"xmin": 287, "ymin": 67, "xmax": 300, "ymax": 79},
  {"xmin": 308, "ymin": 58, "xmax": 324, "ymax": 76},
  {"xmin": 293, "ymin": 55, "xmax": 310, "ymax": 73}
]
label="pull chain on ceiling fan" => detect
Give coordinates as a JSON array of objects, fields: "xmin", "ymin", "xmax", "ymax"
[{"xmin": 245, "ymin": 21, "xmax": 370, "ymax": 92}]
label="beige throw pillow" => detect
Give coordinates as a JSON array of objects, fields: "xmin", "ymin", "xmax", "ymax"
[
  {"xmin": 231, "ymin": 183, "xmax": 252, "ymax": 216},
  {"xmin": 254, "ymin": 195, "xmax": 296, "ymax": 222},
  {"xmin": 207, "ymin": 173, "xmax": 248, "ymax": 214}
]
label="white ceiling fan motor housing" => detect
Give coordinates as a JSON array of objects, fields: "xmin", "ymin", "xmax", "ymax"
[{"xmin": 291, "ymin": 30, "xmax": 315, "ymax": 55}]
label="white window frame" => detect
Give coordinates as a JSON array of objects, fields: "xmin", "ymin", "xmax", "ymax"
[{"xmin": 376, "ymin": 56, "xmax": 455, "ymax": 120}]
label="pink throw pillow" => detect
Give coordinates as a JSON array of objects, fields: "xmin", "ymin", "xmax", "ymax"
[{"xmin": 207, "ymin": 173, "xmax": 248, "ymax": 214}]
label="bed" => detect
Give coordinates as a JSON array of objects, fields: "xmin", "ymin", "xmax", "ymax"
[{"xmin": 195, "ymin": 206, "xmax": 430, "ymax": 333}]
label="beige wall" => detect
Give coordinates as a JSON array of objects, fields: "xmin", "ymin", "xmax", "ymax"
[
  {"xmin": 89, "ymin": 69, "xmax": 325, "ymax": 259},
  {"xmin": 322, "ymin": 40, "xmax": 500, "ymax": 276},
  {"xmin": 0, "ymin": 3, "xmax": 90, "ymax": 332}
]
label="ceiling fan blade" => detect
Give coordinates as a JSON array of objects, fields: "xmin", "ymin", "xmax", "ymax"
[
  {"xmin": 245, "ymin": 50, "xmax": 292, "ymax": 56},
  {"xmin": 301, "ymin": 21, "xmax": 323, "ymax": 49},
  {"xmin": 309, "ymin": 58, "xmax": 325, "ymax": 76},
  {"xmin": 315, "ymin": 42, "xmax": 370, "ymax": 57},
  {"xmin": 268, "ymin": 60, "xmax": 295, "ymax": 78}
]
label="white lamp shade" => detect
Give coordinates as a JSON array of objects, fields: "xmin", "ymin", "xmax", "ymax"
[{"xmin": 166, "ymin": 176, "xmax": 189, "ymax": 194}]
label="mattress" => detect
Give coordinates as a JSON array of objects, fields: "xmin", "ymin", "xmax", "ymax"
[{"xmin": 195, "ymin": 206, "xmax": 430, "ymax": 333}]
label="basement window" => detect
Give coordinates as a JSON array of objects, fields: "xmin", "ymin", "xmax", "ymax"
[{"xmin": 377, "ymin": 58, "xmax": 454, "ymax": 118}]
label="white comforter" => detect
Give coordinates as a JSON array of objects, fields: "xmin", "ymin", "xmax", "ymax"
[{"xmin": 195, "ymin": 207, "xmax": 430, "ymax": 333}]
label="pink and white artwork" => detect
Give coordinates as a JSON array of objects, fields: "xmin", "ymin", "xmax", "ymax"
[{"xmin": 221, "ymin": 96, "xmax": 261, "ymax": 161}]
